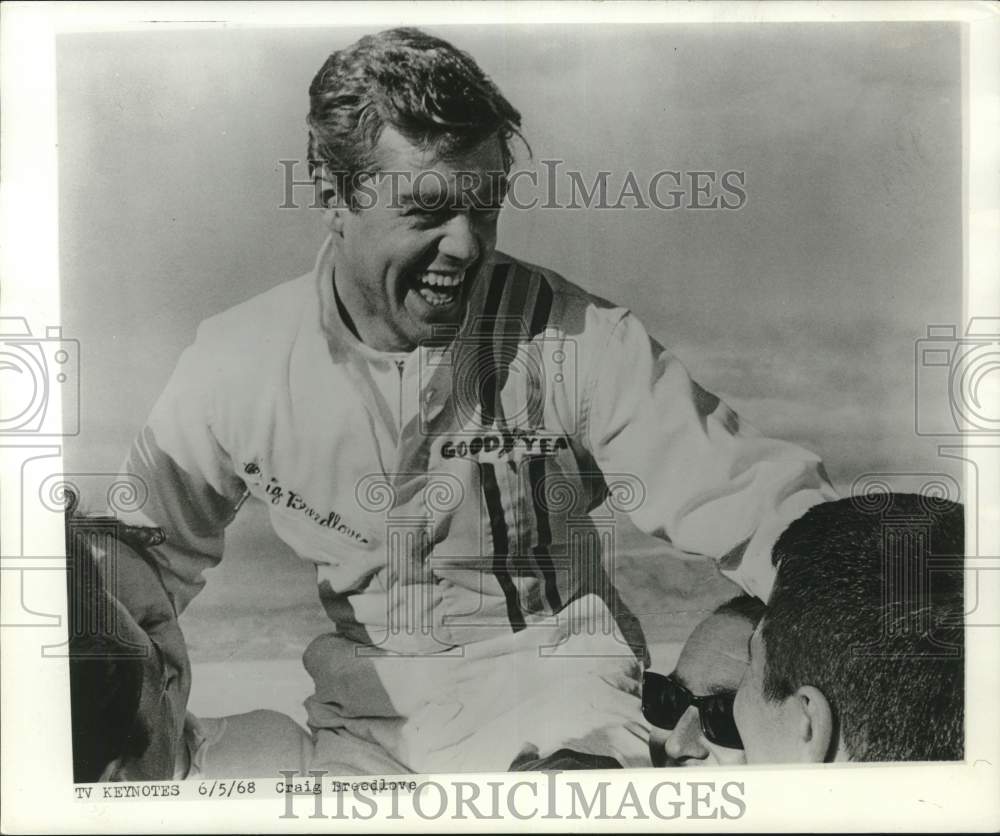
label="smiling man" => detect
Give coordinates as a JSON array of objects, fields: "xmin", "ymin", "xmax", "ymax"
[
  {"xmin": 320, "ymin": 125, "xmax": 506, "ymax": 350},
  {"xmin": 113, "ymin": 27, "xmax": 838, "ymax": 776}
]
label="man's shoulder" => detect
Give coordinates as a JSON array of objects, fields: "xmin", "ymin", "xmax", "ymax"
[
  {"xmin": 193, "ymin": 272, "xmax": 315, "ymax": 350},
  {"xmin": 492, "ymin": 251, "xmax": 627, "ymax": 336}
]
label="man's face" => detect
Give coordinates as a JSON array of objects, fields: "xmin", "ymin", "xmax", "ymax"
[
  {"xmin": 330, "ymin": 127, "xmax": 504, "ymax": 352},
  {"xmin": 649, "ymin": 611, "xmax": 755, "ymax": 767},
  {"xmin": 733, "ymin": 620, "xmax": 803, "ymax": 764}
]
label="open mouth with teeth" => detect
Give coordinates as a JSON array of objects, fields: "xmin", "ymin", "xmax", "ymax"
[{"xmin": 413, "ymin": 269, "xmax": 466, "ymax": 309}]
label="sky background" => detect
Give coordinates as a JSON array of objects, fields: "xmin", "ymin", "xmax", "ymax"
[{"xmin": 55, "ymin": 23, "xmax": 963, "ymax": 669}]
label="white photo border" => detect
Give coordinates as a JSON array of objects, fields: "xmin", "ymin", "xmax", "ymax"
[{"xmin": 1, "ymin": 1, "xmax": 998, "ymax": 832}]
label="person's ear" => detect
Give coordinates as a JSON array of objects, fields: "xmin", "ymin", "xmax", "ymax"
[
  {"xmin": 315, "ymin": 167, "xmax": 347, "ymax": 236},
  {"xmin": 791, "ymin": 685, "xmax": 835, "ymax": 762},
  {"xmin": 325, "ymin": 204, "xmax": 347, "ymax": 237}
]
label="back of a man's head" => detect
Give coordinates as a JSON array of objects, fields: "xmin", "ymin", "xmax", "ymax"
[
  {"xmin": 762, "ymin": 494, "xmax": 964, "ymax": 761},
  {"xmin": 307, "ymin": 27, "xmax": 523, "ymax": 206}
]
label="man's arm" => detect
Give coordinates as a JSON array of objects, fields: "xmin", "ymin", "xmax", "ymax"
[
  {"xmin": 584, "ymin": 312, "xmax": 837, "ymax": 600},
  {"xmin": 111, "ymin": 331, "xmax": 248, "ymax": 769},
  {"xmin": 118, "ymin": 331, "xmax": 248, "ymax": 615}
]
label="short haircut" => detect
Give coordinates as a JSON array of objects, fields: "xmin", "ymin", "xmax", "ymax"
[
  {"xmin": 307, "ymin": 27, "xmax": 524, "ymax": 207},
  {"xmin": 762, "ymin": 494, "xmax": 964, "ymax": 761},
  {"xmin": 714, "ymin": 593, "xmax": 766, "ymax": 627}
]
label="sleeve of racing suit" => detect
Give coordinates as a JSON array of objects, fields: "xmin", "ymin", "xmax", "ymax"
[
  {"xmin": 113, "ymin": 328, "xmax": 248, "ymax": 774},
  {"xmin": 119, "ymin": 328, "xmax": 248, "ymax": 615},
  {"xmin": 584, "ymin": 312, "xmax": 838, "ymax": 601}
]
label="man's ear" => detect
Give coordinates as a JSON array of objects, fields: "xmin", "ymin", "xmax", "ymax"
[
  {"xmin": 315, "ymin": 166, "xmax": 347, "ymax": 236},
  {"xmin": 790, "ymin": 685, "xmax": 835, "ymax": 762},
  {"xmin": 325, "ymin": 205, "xmax": 348, "ymax": 237}
]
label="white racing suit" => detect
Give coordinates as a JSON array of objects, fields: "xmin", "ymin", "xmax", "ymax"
[{"xmin": 120, "ymin": 236, "xmax": 837, "ymax": 773}]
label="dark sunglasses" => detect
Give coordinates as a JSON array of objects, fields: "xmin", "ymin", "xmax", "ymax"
[{"xmin": 641, "ymin": 671, "xmax": 744, "ymax": 750}]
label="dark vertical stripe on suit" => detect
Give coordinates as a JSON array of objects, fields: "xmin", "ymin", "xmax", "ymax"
[
  {"xmin": 528, "ymin": 455, "xmax": 562, "ymax": 612},
  {"xmin": 477, "ymin": 263, "xmax": 524, "ymax": 631},
  {"xmin": 492, "ymin": 263, "xmax": 532, "ymax": 429},
  {"xmin": 527, "ymin": 274, "xmax": 554, "ymax": 339},
  {"xmin": 478, "ymin": 265, "xmax": 508, "ymax": 429},
  {"xmin": 525, "ymin": 272, "xmax": 559, "ymax": 610},
  {"xmin": 480, "ymin": 462, "xmax": 525, "ymax": 632}
]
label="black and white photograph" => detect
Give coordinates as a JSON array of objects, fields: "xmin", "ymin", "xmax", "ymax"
[{"xmin": 2, "ymin": 1, "xmax": 998, "ymax": 832}]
